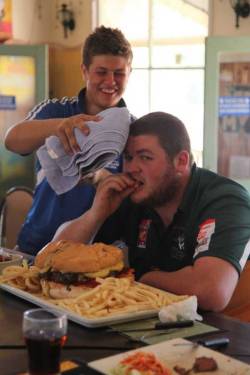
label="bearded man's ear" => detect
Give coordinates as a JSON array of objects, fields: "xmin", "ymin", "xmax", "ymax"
[{"xmin": 173, "ymin": 150, "xmax": 190, "ymax": 174}]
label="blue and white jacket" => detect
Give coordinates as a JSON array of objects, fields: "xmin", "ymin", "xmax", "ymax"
[{"xmin": 18, "ymin": 88, "xmax": 131, "ymax": 255}]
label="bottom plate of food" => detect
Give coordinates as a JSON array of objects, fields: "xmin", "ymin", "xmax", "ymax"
[
  {"xmin": 0, "ymin": 241, "xmax": 188, "ymax": 328},
  {"xmin": 88, "ymin": 337, "xmax": 250, "ymax": 374}
]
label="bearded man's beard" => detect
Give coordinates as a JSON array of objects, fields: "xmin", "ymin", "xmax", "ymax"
[{"xmin": 139, "ymin": 172, "xmax": 181, "ymax": 208}]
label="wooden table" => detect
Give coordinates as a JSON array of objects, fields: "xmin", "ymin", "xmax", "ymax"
[{"xmin": 1, "ymin": 288, "xmax": 250, "ymax": 374}]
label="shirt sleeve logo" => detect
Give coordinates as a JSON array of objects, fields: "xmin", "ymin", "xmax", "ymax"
[
  {"xmin": 137, "ymin": 219, "xmax": 151, "ymax": 248},
  {"xmin": 194, "ymin": 218, "xmax": 216, "ymax": 257}
]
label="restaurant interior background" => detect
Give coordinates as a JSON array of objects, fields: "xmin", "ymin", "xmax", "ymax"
[{"xmin": 0, "ymin": 0, "xmax": 250, "ymax": 199}]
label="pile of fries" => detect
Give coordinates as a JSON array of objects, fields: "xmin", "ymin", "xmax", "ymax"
[
  {"xmin": 0, "ymin": 263, "xmax": 188, "ymax": 319},
  {"xmin": 49, "ymin": 277, "xmax": 187, "ymax": 318}
]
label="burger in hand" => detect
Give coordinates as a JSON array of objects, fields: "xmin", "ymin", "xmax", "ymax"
[{"xmin": 35, "ymin": 240, "xmax": 133, "ymax": 299}]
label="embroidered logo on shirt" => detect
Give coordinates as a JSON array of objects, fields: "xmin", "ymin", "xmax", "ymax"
[
  {"xmin": 194, "ymin": 218, "xmax": 216, "ymax": 257},
  {"xmin": 178, "ymin": 235, "xmax": 185, "ymax": 252},
  {"xmin": 170, "ymin": 230, "xmax": 186, "ymax": 260},
  {"xmin": 137, "ymin": 219, "xmax": 151, "ymax": 248}
]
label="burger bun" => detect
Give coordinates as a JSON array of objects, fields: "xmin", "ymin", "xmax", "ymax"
[{"xmin": 35, "ymin": 240, "xmax": 123, "ymax": 273}]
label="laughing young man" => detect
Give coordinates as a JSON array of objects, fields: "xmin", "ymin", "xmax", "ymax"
[
  {"xmin": 55, "ymin": 112, "xmax": 250, "ymax": 312},
  {"xmin": 4, "ymin": 26, "xmax": 133, "ymax": 254}
]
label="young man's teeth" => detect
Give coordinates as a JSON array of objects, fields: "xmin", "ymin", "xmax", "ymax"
[{"xmin": 102, "ymin": 88, "xmax": 115, "ymax": 93}]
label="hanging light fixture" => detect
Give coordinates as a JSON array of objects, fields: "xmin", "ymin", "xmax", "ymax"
[
  {"xmin": 57, "ymin": 3, "xmax": 75, "ymax": 38},
  {"xmin": 230, "ymin": 0, "xmax": 250, "ymax": 27}
]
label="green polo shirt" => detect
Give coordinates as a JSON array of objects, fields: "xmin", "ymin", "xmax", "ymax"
[{"xmin": 95, "ymin": 164, "xmax": 250, "ymax": 280}]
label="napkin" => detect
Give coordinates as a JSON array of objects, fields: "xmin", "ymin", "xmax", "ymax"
[
  {"xmin": 109, "ymin": 317, "xmax": 219, "ymax": 345},
  {"xmin": 37, "ymin": 107, "xmax": 131, "ymax": 195},
  {"xmin": 159, "ymin": 296, "xmax": 203, "ymax": 323}
]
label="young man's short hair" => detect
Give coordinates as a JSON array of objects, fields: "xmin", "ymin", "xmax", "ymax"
[
  {"xmin": 82, "ymin": 25, "xmax": 133, "ymax": 67},
  {"xmin": 129, "ymin": 112, "xmax": 191, "ymax": 161}
]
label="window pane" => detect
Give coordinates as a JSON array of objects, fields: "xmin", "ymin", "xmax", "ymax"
[
  {"xmin": 132, "ymin": 47, "xmax": 149, "ymax": 68},
  {"xmin": 150, "ymin": 69, "xmax": 204, "ymax": 164},
  {"xmin": 152, "ymin": 0, "xmax": 208, "ymax": 39},
  {"xmin": 152, "ymin": 44, "xmax": 205, "ymax": 68},
  {"xmin": 98, "ymin": 0, "xmax": 149, "ymax": 42},
  {"xmin": 123, "ymin": 70, "xmax": 149, "ymax": 117}
]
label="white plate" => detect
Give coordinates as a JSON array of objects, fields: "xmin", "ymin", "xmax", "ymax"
[
  {"xmin": 89, "ymin": 337, "xmax": 250, "ymax": 374},
  {"xmin": 0, "ymin": 283, "xmax": 158, "ymax": 328}
]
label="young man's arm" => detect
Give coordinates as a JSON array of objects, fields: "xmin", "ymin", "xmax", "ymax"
[
  {"xmin": 54, "ymin": 173, "xmax": 136, "ymax": 242},
  {"xmin": 4, "ymin": 113, "xmax": 100, "ymax": 155},
  {"xmin": 140, "ymin": 256, "xmax": 238, "ymax": 312}
]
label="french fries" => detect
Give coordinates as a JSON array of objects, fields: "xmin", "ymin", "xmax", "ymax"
[
  {"xmin": 0, "ymin": 264, "xmax": 188, "ymax": 319},
  {"xmin": 0, "ymin": 262, "xmax": 41, "ymax": 292},
  {"xmin": 49, "ymin": 277, "xmax": 187, "ymax": 318}
]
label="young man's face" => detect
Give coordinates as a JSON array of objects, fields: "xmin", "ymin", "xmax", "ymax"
[
  {"xmin": 81, "ymin": 55, "xmax": 131, "ymax": 115},
  {"xmin": 123, "ymin": 135, "xmax": 181, "ymax": 207}
]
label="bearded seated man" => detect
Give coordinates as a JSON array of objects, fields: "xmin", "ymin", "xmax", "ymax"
[{"xmin": 54, "ymin": 112, "xmax": 250, "ymax": 314}]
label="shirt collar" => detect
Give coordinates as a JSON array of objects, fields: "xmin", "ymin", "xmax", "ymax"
[{"xmin": 178, "ymin": 163, "xmax": 199, "ymax": 213}]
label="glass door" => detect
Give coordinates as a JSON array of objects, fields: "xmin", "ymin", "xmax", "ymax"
[
  {"xmin": 0, "ymin": 44, "xmax": 48, "ymax": 199},
  {"xmin": 204, "ymin": 36, "xmax": 250, "ymax": 190}
]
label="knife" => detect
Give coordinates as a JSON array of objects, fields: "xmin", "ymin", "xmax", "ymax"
[
  {"xmin": 110, "ymin": 319, "xmax": 194, "ymax": 332},
  {"xmin": 197, "ymin": 337, "xmax": 230, "ymax": 348},
  {"xmin": 174, "ymin": 337, "xmax": 230, "ymax": 349}
]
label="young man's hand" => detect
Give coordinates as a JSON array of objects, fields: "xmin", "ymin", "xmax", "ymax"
[{"xmin": 56, "ymin": 113, "xmax": 101, "ymax": 154}]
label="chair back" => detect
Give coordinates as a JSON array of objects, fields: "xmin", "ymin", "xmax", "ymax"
[
  {"xmin": 223, "ymin": 261, "xmax": 250, "ymax": 322},
  {"xmin": 0, "ymin": 186, "xmax": 33, "ymax": 249}
]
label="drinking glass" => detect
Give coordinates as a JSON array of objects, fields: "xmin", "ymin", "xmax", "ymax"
[{"xmin": 23, "ymin": 308, "xmax": 67, "ymax": 375}]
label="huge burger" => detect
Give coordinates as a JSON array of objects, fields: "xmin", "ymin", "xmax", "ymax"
[{"xmin": 35, "ymin": 240, "xmax": 133, "ymax": 299}]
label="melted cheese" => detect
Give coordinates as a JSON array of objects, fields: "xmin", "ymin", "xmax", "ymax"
[{"xmin": 84, "ymin": 261, "xmax": 124, "ymax": 278}]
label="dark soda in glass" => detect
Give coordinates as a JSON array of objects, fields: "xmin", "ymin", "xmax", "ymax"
[{"xmin": 25, "ymin": 330, "xmax": 67, "ymax": 375}]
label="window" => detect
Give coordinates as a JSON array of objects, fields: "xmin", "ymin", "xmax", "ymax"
[{"xmin": 95, "ymin": 0, "xmax": 208, "ymax": 164}]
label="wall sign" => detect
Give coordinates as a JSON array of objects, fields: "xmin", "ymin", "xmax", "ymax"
[
  {"xmin": 219, "ymin": 96, "xmax": 250, "ymax": 117},
  {"xmin": 0, "ymin": 94, "xmax": 16, "ymax": 109}
]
